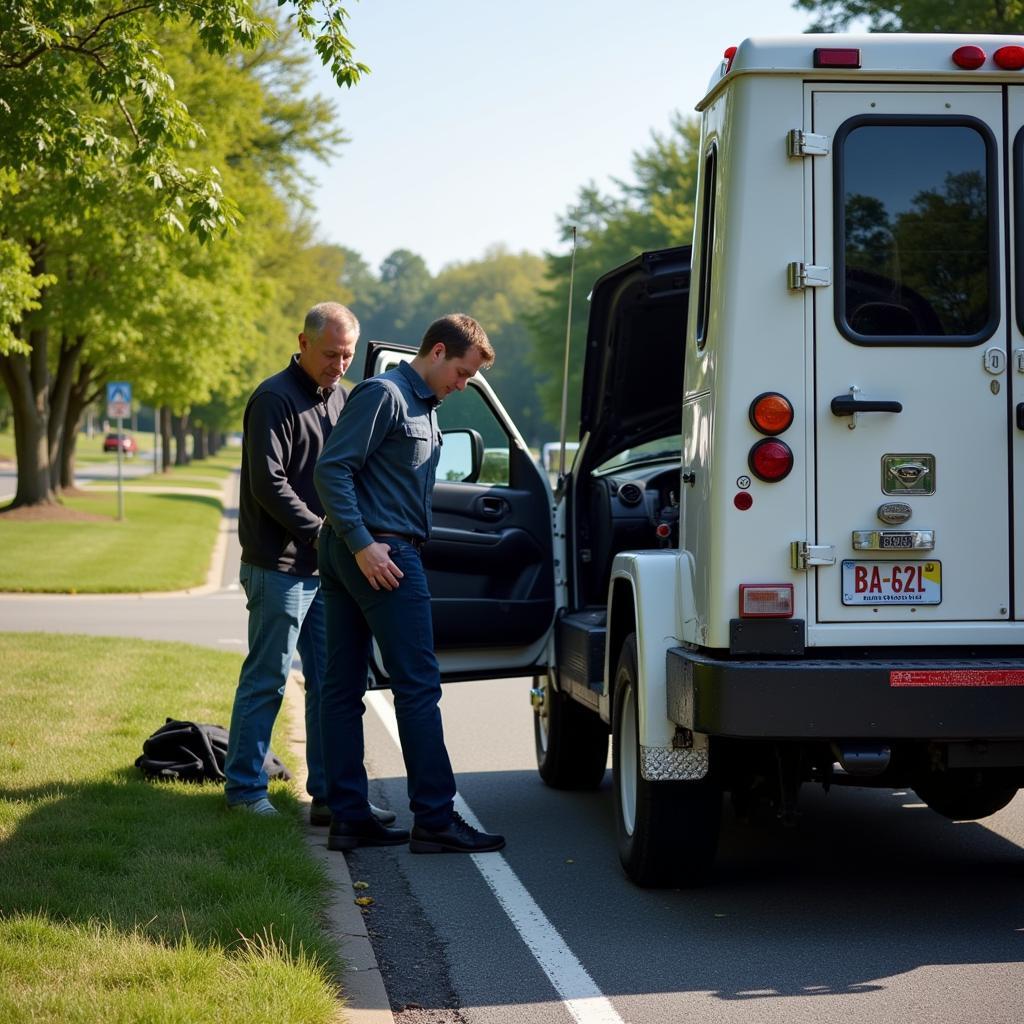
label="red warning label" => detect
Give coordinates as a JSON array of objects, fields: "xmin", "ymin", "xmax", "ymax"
[{"xmin": 890, "ymin": 670, "xmax": 1024, "ymax": 688}]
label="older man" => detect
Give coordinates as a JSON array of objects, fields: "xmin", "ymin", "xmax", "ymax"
[{"xmin": 225, "ymin": 301, "xmax": 394, "ymax": 827}]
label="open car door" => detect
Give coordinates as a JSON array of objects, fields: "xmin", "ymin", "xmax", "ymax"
[{"xmin": 360, "ymin": 343, "xmax": 556, "ymax": 685}]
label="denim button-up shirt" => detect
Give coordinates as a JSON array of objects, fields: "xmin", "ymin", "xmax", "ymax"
[{"xmin": 314, "ymin": 360, "xmax": 441, "ymax": 554}]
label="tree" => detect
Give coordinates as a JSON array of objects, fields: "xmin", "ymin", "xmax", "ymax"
[
  {"xmin": 0, "ymin": 2, "xmax": 365, "ymax": 506},
  {"xmin": 527, "ymin": 115, "xmax": 700, "ymax": 433},
  {"xmin": 793, "ymin": 0, "xmax": 1024, "ymax": 32}
]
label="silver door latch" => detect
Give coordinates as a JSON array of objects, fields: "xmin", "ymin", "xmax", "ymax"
[
  {"xmin": 787, "ymin": 129, "xmax": 831, "ymax": 157},
  {"xmin": 791, "ymin": 541, "xmax": 836, "ymax": 570},
  {"xmin": 787, "ymin": 262, "xmax": 831, "ymax": 290}
]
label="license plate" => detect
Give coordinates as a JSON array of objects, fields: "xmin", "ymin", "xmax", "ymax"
[{"xmin": 841, "ymin": 560, "xmax": 942, "ymax": 606}]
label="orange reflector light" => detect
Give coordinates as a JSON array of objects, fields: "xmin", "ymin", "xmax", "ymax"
[
  {"xmin": 739, "ymin": 584, "xmax": 794, "ymax": 618},
  {"xmin": 994, "ymin": 45, "xmax": 1024, "ymax": 70},
  {"xmin": 814, "ymin": 47, "xmax": 860, "ymax": 69},
  {"xmin": 952, "ymin": 45, "xmax": 986, "ymax": 69},
  {"xmin": 749, "ymin": 438, "xmax": 793, "ymax": 482},
  {"xmin": 749, "ymin": 392, "xmax": 794, "ymax": 435}
]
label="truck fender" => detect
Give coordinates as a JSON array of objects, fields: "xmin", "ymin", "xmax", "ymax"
[{"xmin": 606, "ymin": 550, "xmax": 709, "ymax": 781}]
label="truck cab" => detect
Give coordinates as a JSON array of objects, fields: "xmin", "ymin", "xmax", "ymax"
[{"xmin": 370, "ymin": 33, "xmax": 1024, "ymax": 888}]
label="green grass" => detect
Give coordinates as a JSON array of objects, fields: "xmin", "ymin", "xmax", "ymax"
[
  {"xmin": 0, "ymin": 633, "xmax": 342, "ymax": 1024},
  {"xmin": 0, "ymin": 491, "xmax": 224, "ymax": 592},
  {"xmin": 0, "ymin": 425, "xmax": 13, "ymax": 462}
]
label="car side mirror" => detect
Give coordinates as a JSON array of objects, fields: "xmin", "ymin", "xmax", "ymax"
[{"xmin": 437, "ymin": 428, "xmax": 484, "ymax": 484}]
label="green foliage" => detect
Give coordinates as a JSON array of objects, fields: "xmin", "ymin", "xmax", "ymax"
[
  {"xmin": 526, "ymin": 115, "xmax": 700, "ymax": 433},
  {"xmin": 793, "ymin": 0, "xmax": 1024, "ymax": 32}
]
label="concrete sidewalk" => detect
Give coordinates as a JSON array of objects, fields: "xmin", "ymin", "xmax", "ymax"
[{"xmin": 284, "ymin": 674, "xmax": 394, "ymax": 1024}]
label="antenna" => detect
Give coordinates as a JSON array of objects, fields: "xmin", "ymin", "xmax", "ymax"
[{"xmin": 556, "ymin": 226, "xmax": 577, "ymax": 483}]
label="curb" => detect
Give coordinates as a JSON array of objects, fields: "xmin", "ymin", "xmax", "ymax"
[{"xmin": 283, "ymin": 673, "xmax": 394, "ymax": 1024}]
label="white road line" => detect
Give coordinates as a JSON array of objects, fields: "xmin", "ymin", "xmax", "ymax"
[{"xmin": 365, "ymin": 690, "xmax": 625, "ymax": 1024}]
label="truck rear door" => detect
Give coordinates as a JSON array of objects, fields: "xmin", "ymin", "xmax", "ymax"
[{"xmin": 811, "ymin": 87, "xmax": 1012, "ymax": 624}]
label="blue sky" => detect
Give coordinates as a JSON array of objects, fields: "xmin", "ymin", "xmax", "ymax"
[{"xmin": 302, "ymin": 0, "xmax": 816, "ymax": 273}]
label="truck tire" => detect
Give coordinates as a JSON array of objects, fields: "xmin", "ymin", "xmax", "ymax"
[
  {"xmin": 533, "ymin": 674, "xmax": 609, "ymax": 790},
  {"xmin": 914, "ymin": 772, "xmax": 1018, "ymax": 821},
  {"xmin": 612, "ymin": 634, "xmax": 720, "ymax": 888}
]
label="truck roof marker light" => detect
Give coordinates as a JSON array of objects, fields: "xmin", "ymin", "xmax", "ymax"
[
  {"xmin": 953, "ymin": 45, "xmax": 987, "ymax": 70},
  {"xmin": 813, "ymin": 48, "xmax": 861, "ymax": 69},
  {"xmin": 724, "ymin": 45, "xmax": 737, "ymax": 73},
  {"xmin": 739, "ymin": 584, "xmax": 794, "ymax": 618},
  {"xmin": 994, "ymin": 45, "xmax": 1024, "ymax": 70},
  {"xmin": 749, "ymin": 392, "xmax": 794, "ymax": 435},
  {"xmin": 749, "ymin": 438, "xmax": 793, "ymax": 482}
]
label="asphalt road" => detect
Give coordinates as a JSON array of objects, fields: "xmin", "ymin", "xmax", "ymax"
[{"xmin": 2, "ymin": 475, "xmax": 1023, "ymax": 1024}]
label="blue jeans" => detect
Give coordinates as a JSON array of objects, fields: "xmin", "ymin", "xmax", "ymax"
[
  {"xmin": 318, "ymin": 530, "xmax": 455, "ymax": 830},
  {"xmin": 225, "ymin": 563, "xmax": 327, "ymax": 805}
]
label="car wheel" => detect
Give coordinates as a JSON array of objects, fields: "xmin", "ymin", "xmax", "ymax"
[
  {"xmin": 612, "ymin": 634, "xmax": 721, "ymax": 887},
  {"xmin": 533, "ymin": 673, "xmax": 608, "ymax": 790},
  {"xmin": 914, "ymin": 772, "xmax": 1018, "ymax": 821}
]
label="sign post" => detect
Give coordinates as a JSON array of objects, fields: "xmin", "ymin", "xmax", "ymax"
[{"xmin": 106, "ymin": 382, "xmax": 132, "ymax": 521}]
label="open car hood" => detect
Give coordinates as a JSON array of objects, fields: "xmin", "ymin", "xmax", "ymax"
[{"xmin": 578, "ymin": 245, "xmax": 691, "ymax": 467}]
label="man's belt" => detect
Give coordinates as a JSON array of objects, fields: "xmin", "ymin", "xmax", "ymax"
[{"xmin": 374, "ymin": 532, "xmax": 425, "ymax": 551}]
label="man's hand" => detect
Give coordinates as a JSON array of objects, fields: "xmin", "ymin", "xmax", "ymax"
[{"xmin": 355, "ymin": 541, "xmax": 405, "ymax": 591}]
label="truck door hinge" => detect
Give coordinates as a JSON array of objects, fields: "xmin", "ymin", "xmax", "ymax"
[
  {"xmin": 787, "ymin": 262, "xmax": 831, "ymax": 290},
  {"xmin": 787, "ymin": 129, "xmax": 831, "ymax": 157},
  {"xmin": 790, "ymin": 541, "xmax": 836, "ymax": 570}
]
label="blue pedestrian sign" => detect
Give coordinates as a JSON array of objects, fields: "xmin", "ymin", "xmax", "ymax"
[{"xmin": 106, "ymin": 381, "xmax": 132, "ymax": 420}]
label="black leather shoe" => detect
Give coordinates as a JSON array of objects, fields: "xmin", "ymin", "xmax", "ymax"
[
  {"xmin": 327, "ymin": 817, "xmax": 409, "ymax": 851},
  {"xmin": 409, "ymin": 811, "xmax": 506, "ymax": 854},
  {"xmin": 310, "ymin": 801, "xmax": 396, "ymax": 827}
]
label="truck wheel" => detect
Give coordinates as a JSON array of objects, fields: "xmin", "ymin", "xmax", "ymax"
[
  {"xmin": 914, "ymin": 773, "xmax": 1018, "ymax": 821},
  {"xmin": 612, "ymin": 634, "xmax": 721, "ymax": 888},
  {"xmin": 533, "ymin": 674, "xmax": 609, "ymax": 790}
]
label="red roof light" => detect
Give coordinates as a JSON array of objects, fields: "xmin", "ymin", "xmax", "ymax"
[
  {"xmin": 813, "ymin": 48, "xmax": 861, "ymax": 69},
  {"xmin": 724, "ymin": 45, "xmax": 737, "ymax": 73},
  {"xmin": 994, "ymin": 45, "xmax": 1024, "ymax": 70},
  {"xmin": 952, "ymin": 45, "xmax": 986, "ymax": 70}
]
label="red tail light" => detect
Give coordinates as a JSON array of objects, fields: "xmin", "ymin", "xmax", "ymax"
[{"xmin": 749, "ymin": 439, "xmax": 793, "ymax": 482}]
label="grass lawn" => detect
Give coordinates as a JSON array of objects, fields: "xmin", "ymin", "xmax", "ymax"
[
  {"xmin": 0, "ymin": 633, "xmax": 342, "ymax": 1024},
  {"xmin": 0, "ymin": 425, "xmax": 13, "ymax": 463},
  {"xmin": 0, "ymin": 491, "xmax": 224, "ymax": 593}
]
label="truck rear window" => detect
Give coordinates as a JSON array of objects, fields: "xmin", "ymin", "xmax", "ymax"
[{"xmin": 835, "ymin": 116, "xmax": 997, "ymax": 345}]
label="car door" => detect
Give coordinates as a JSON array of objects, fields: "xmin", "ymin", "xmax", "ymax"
[
  {"xmin": 362, "ymin": 343, "xmax": 556, "ymax": 684},
  {"xmin": 811, "ymin": 86, "xmax": 1011, "ymax": 624}
]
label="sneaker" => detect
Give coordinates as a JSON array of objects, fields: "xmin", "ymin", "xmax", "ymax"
[
  {"xmin": 310, "ymin": 801, "xmax": 397, "ymax": 827},
  {"xmin": 228, "ymin": 797, "xmax": 278, "ymax": 816},
  {"xmin": 327, "ymin": 817, "xmax": 410, "ymax": 851},
  {"xmin": 409, "ymin": 811, "xmax": 505, "ymax": 854}
]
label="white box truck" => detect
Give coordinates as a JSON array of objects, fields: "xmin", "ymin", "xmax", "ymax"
[{"xmin": 367, "ymin": 33, "xmax": 1024, "ymax": 887}]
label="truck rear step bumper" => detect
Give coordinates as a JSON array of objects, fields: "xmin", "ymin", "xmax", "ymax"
[{"xmin": 666, "ymin": 648, "xmax": 1024, "ymax": 739}]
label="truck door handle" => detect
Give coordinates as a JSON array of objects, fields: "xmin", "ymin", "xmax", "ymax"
[
  {"xmin": 476, "ymin": 495, "xmax": 508, "ymax": 519},
  {"xmin": 830, "ymin": 395, "xmax": 903, "ymax": 416},
  {"xmin": 1017, "ymin": 403, "xmax": 1024, "ymax": 430}
]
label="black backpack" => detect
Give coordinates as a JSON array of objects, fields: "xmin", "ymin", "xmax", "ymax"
[{"xmin": 135, "ymin": 718, "xmax": 291, "ymax": 783}]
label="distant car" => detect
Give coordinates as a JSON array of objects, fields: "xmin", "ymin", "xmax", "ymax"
[{"xmin": 103, "ymin": 432, "xmax": 138, "ymax": 456}]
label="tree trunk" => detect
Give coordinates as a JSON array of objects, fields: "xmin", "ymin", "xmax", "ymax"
[
  {"xmin": 159, "ymin": 406, "xmax": 173, "ymax": 472},
  {"xmin": 47, "ymin": 333, "xmax": 85, "ymax": 494},
  {"xmin": 191, "ymin": 422, "xmax": 208, "ymax": 460},
  {"xmin": 173, "ymin": 413, "xmax": 190, "ymax": 466},
  {"xmin": 60, "ymin": 359, "xmax": 96, "ymax": 490},
  {"xmin": 0, "ymin": 245, "xmax": 56, "ymax": 508}
]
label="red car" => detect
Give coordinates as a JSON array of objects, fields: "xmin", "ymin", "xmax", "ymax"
[{"xmin": 103, "ymin": 432, "xmax": 138, "ymax": 456}]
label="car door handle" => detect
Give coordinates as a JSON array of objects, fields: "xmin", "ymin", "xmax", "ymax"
[
  {"xmin": 830, "ymin": 395, "xmax": 903, "ymax": 416},
  {"xmin": 476, "ymin": 495, "xmax": 509, "ymax": 519}
]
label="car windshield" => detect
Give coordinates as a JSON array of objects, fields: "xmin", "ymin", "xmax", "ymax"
[{"xmin": 593, "ymin": 435, "xmax": 682, "ymax": 473}]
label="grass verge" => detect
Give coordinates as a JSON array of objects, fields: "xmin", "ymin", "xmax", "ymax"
[
  {"xmin": 0, "ymin": 632, "xmax": 342, "ymax": 1024},
  {"xmin": 0, "ymin": 490, "xmax": 224, "ymax": 592}
]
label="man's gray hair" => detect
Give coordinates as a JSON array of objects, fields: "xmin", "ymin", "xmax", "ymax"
[{"xmin": 304, "ymin": 302, "xmax": 359, "ymax": 340}]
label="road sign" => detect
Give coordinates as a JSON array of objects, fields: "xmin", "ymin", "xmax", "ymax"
[{"xmin": 107, "ymin": 381, "xmax": 132, "ymax": 420}]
